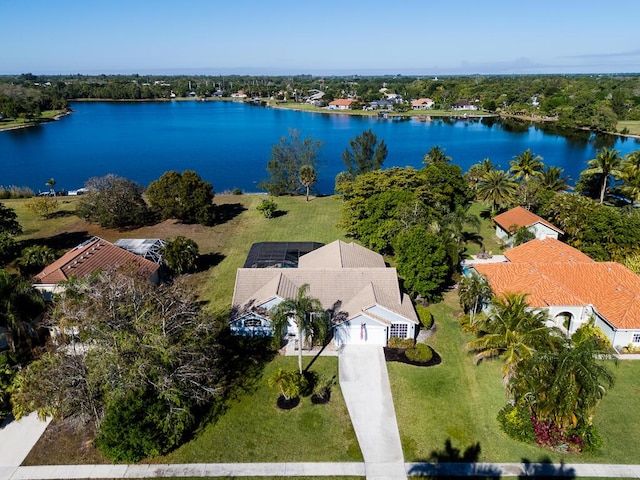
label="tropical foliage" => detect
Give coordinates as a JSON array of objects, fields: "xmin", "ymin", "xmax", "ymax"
[
  {"xmin": 341, "ymin": 129, "xmax": 388, "ymax": 176},
  {"xmin": 162, "ymin": 236, "xmax": 199, "ymax": 275}
]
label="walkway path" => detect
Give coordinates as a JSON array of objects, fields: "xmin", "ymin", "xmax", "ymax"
[
  {"xmin": 0, "ymin": 412, "xmax": 51, "ymax": 480},
  {"xmin": 338, "ymin": 345, "xmax": 407, "ymax": 480}
]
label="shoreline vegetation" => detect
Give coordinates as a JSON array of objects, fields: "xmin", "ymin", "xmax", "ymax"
[{"xmin": 3, "ymin": 96, "xmax": 639, "ymax": 139}]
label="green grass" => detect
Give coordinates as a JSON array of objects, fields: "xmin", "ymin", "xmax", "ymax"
[
  {"xmin": 0, "ymin": 110, "xmax": 66, "ymax": 131},
  {"xmin": 272, "ymin": 103, "xmax": 493, "ymax": 118},
  {"xmin": 391, "ymin": 290, "xmax": 640, "ymax": 464},
  {"xmin": 464, "ymin": 201, "xmax": 504, "ymax": 257},
  {"xmin": 617, "ymin": 120, "xmax": 640, "ymax": 136},
  {"xmin": 154, "ymin": 356, "xmax": 362, "ymax": 463}
]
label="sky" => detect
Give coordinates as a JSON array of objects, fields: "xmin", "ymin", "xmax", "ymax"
[{"xmin": 2, "ymin": 0, "xmax": 639, "ymax": 76}]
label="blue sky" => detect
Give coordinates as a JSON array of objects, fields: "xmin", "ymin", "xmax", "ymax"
[{"xmin": 2, "ymin": 0, "xmax": 639, "ymax": 75}]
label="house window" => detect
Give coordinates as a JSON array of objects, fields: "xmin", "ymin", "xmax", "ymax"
[
  {"xmin": 633, "ymin": 333, "xmax": 640, "ymax": 343},
  {"xmin": 245, "ymin": 318, "xmax": 262, "ymax": 327},
  {"xmin": 390, "ymin": 323, "xmax": 408, "ymax": 338}
]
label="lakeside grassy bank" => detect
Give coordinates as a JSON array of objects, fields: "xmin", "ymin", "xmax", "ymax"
[{"xmin": 0, "ymin": 109, "xmax": 68, "ymax": 131}]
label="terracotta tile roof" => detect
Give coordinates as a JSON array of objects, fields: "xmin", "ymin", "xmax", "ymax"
[
  {"xmin": 504, "ymin": 238, "xmax": 594, "ymax": 264},
  {"xmin": 232, "ymin": 240, "xmax": 418, "ymax": 324},
  {"xmin": 493, "ymin": 206, "xmax": 563, "ymax": 234},
  {"xmin": 411, "ymin": 98, "xmax": 433, "ymax": 106},
  {"xmin": 34, "ymin": 237, "xmax": 159, "ymax": 285},
  {"xmin": 474, "ymin": 261, "xmax": 640, "ymax": 330},
  {"xmin": 329, "ymin": 99, "xmax": 356, "ymax": 106}
]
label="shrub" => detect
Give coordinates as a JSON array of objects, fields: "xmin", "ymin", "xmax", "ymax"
[
  {"xmin": 405, "ymin": 343, "xmax": 433, "ymax": 363},
  {"xmin": 416, "ymin": 305, "xmax": 434, "ymax": 329},
  {"xmin": 268, "ymin": 368, "xmax": 307, "ymax": 400},
  {"xmin": 19, "ymin": 245, "xmax": 57, "ymax": 274},
  {"xmin": 25, "ymin": 196, "xmax": 59, "ymax": 218},
  {"xmin": 497, "ymin": 404, "xmax": 535, "ymax": 443},
  {"xmin": 257, "ymin": 198, "xmax": 278, "ymax": 218},
  {"xmin": 387, "ymin": 337, "xmax": 415, "ymax": 349},
  {"xmin": 231, "ymin": 188, "xmax": 243, "ymax": 195}
]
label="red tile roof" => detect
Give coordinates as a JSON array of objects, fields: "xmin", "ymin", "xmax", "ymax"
[
  {"xmin": 35, "ymin": 237, "xmax": 159, "ymax": 285},
  {"xmin": 493, "ymin": 206, "xmax": 563, "ymax": 234},
  {"xmin": 504, "ymin": 238, "xmax": 593, "ymax": 264},
  {"xmin": 329, "ymin": 99, "xmax": 356, "ymax": 107}
]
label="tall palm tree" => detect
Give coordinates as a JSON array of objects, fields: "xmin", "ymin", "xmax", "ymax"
[
  {"xmin": 617, "ymin": 151, "xmax": 640, "ymax": 204},
  {"xmin": 423, "ymin": 145, "xmax": 452, "ymax": 165},
  {"xmin": 465, "ymin": 292, "xmax": 555, "ymax": 385},
  {"xmin": 45, "ymin": 178, "xmax": 56, "ymax": 196},
  {"xmin": 0, "ymin": 270, "xmax": 44, "ymax": 353},
  {"xmin": 476, "ymin": 169, "xmax": 517, "ymax": 214},
  {"xmin": 270, "ymin": 284, "xmax": 327, "ymax": 374},
  {"xmin": 583, "ymin": 147, "xmax": 622, "ymax": 204},
  {"xmin": 539, "ymin": 166, "xmax": 570, "ymax": 192},
  {"xmin": 298, "ymin": 164, "xmax": 317, "ymax": 202},
  {"xmin": 458, "ymin": 271, "xmax": 492, "ymax": 324},
  {"xmin": 509, "ymin": 149, "xmax": 544, "ymax": 182}
]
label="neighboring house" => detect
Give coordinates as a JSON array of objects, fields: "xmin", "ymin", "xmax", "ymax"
[
  {"xmin": 231, "ymin": 91, "xmax": 247, "ymax": 98},
  {"xmin": 33, "ymin": 236, "xmax": 160, "ymax": 300},
  {"xmin": 369, "ymin": 99, "xmax": 394, "ymax": 110},
  {"xmin": 472, "ymin": 238, "xmax": 640, "ymax": 350},
  {"xmin": 411, "ymin": 98, "xmax": 434, "ymax": 110},
  {"xmin": 452, "ymin": 100, "xmax": 478, "ymax": 111},
  {"xmin": 230, "ymin": 240, "xmax": 419, "ymax": 346},
  {"xmin": 328, "ymin": 99, "xmax": 356, "ymax": 110},
  {"xmin": 493, "ymin": 206, "xmax": 563, "ymax": 246}
]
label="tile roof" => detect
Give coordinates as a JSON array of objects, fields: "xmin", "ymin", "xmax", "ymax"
[
  {"xmin": 329, "ymin": 99, "xmax": 356, "ymax": 106},
  {"xmin": 474, "ymin": 260, "xmax": 640, "ymax": 330},
  {"xmin": 232, "ymin": 240, "xmax": 418, "ymax": 325},
  {"xmin": 504, "ymin": 238, "xmax": 594, "ymax": 264},
  {"xmin": 34, "ymin": 237, "xmax": 159, "ymax": 285},
  {"xmin": 411, "ymin": 98, "xmax": 433, "ymax": 106},
  {"xmin": 493, "ymin": 206, "xmax": 563, "ymax": 234}
]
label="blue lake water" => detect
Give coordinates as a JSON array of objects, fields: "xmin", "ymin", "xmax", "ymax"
[{"xmin": 1, "ymin": 101, "xmax": 638, "ymax": 195}]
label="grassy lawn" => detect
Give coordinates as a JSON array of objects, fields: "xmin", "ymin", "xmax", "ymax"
[
  {"xmin": 0, "ymin": 110, "xmax": 66, "ymax": 131},
  {"xmin": 391, "ymin": 290, "xmax": 640, "ymax": 464},
  {"xmin": 618, "ymin": 120, "xmax": 640, "ymax": 136},
  {"xmin": 153, "ymin": 356, "xmax": 362, "ymax": 464},
  {"xmin": 465, "ymin": 201, "xmax": 504, "ymax": 257},
  {"xmin": 271, "ymin": 103, "xmax": 494, "ymax": 118}
]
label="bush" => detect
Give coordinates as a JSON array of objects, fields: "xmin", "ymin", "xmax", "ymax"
[
  {"xmin": 231, "ymin": 188, "xmax": 243, "ymax": 195},
  {"xmin": 405, "ymin": 343, "xmax": 433, "ymax": 363},
  {"xmin": 0, "ymin": 186, "xmax": 34, "ymax": 199},
  {"xmin": 497, "ymin": 404, "xmax": 535, "ymax": 443},
  {"xmin": 416, "ymin": 305, "xmax": 434, "ymax": 329},
  {"xmin": 257, "ymin": 198, "xmax": 278, "ymax": 218},
  {"xmin": 387, "ymin": 337, "xmax": 415, "ymax": 349}
]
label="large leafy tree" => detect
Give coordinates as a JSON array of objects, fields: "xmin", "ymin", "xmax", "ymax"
[
  {"xmin": 0, "ymin": 203, "xmax": 21, "ymax": 264},
  {"xmin": 465, "ymin": 292, "xmax": 556, "ymax": 385},
  {"xmin": 12, "ymin": 270, "xmax": 223, "ymax": 461},
  {"xmin": 270, "ymin": 284, "xmax": 327, "ymax": 374},
  {"xmin": 77, "ymin": 174, "xmax": 149, "ymax": 229},
  {"xmin": 582, "ymin": 147, "xmax": 622, "ymax": 204},
  {"xmin": 260, "ymin": 129, "xmax": 323, "ymax": 196},
  {"xmin": 0, "ymin": 270, "xmax": 44, "ymax": 354},
  {"xmin": 146, "ymin": 170, "xmax": 216, "ymax": 225},
  {"xmin": 342, "ymin": 129, "xmax": 388, "ymax": 176},
  {"xmin": 476, "ymin": 169, "xmax": 517, "ymax": 214}
]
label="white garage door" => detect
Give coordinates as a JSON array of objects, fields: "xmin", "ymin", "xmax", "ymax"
[{"xmin": 336, "ymin": 323, "xmax": 387, "ymax": 346}]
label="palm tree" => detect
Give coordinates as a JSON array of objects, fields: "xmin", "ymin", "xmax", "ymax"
[
  {"xmin": 465, "ymin": 292, "xmax": 555, "ymax": 385},
  {"xmin": 423, "ymin": 145, "xmax": 451, "ymax": 165},
  {"xmin": 539, "ymin": 166, "xmax": 570, "ymax": 192},
  {"xmin": 617, "ymin": 151, "xmax": 640, "ymax": 204},
  {"xmin": 476, "ymin": 169, "xmax": 517, "ymax": 214},
  {"xmin": 299, "ymin": 164, "xmax": 317, "ymax": 202},
  {"xmin": 458, "ymin": 271, "xmax": 492, "ymax": 324},
  {"xmin": 45, "ymin": 178, "xmax": 56, "ymax": 196},
  {"xmin": 583, "ymin": 147, "xmax": 622, "ymax": 204},
  {"xmin": 0, "ymin": 270, "xmax": 44, "ymax": 353},
  {"xmin": 509, "ymin": 149, "xmax": 544, "ymax": 182},
  {"xmin": 270, "ymin": 284, "xmax": 327, "ymax": 374},
  {"xmin": 434, "ymin": 205, "xmax": 481, "ymax": 266}
]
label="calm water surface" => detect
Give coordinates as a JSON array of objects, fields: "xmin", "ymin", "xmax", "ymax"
[{"xmin": 1, "ymin": 101, "xmax": 638, "ymax": 194}]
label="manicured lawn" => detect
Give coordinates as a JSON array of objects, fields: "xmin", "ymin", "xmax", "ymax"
[
  {"xmin": 153, "ymin": 356, "xmax": 362, "ymax": 463},
  {"xmin": 0, "ymin": 110, "xmax": 66, "ymax": 131},
  {"xmin": 391, "ymin": 290, "xmax": 640, "ymax": 464},
  {"xmin": 465, "ymin": 201, "xmax": 504, "ymax": 257},
  {"xmin": 618, "ymin": 120, "xmax": 640, "ymax": 136}
]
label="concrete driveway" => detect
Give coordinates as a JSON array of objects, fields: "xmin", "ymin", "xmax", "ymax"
[
  {"xmin": 0, "ymin": 412, "xmax": 51, "ymax": 468},
  {"xmin": 339, "ymin": 345, "xmax": 407, "ymax": 480}
]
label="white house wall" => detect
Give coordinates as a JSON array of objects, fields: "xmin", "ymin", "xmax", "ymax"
[{"xmin": 532, "ymin": 223, "xmax": 560, "ymax": 241}]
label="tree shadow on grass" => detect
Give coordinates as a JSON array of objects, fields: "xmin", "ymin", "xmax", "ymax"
[
  {"xmin": 519, "ymin": 457, "xmax": 575, "ymax": 480},
  {"xmin": 19, "ymin": 231, "xmax": 91, "ymax": 251},
  {"xmin": 271, "ymin": 209, "xmax": 287, "ymax": 218},
  {"xmin": 197, "ymin": 252, "xmax": 225, "ymax": 271},
  {"xmin": 408, "ymin": 438, "xmax": 502, "ymax": 479},
  {"xmin": 215, "ymin": 202, "xmax": 247, "ymax": 224}
]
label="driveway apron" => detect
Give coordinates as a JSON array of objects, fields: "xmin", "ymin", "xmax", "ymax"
[{"xmin": 339, "ymin": 345, "xmax": 407, "ymax": 480}]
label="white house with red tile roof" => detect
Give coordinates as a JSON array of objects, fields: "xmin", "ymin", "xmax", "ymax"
[
  {"xmin": 472, "ymin": 238, "xmax": 640, "ymax": 350},
  {"xmin": 34, "ymin": 237, "xmax": 160, "ymax": 300},
  {"xmin": 493, "ymin": 206, "xmax": 564, "ymax": 246},
  {"xmin": 328, "ymin": 99, "xmax": 356, "ymax": 110},
  {"xmin": 230, "ymin": 240, "xmax": 419, "ymax": 346},
  {"xmin": 411, "ymin": 98, "xmax": 434, "ymax": 110}
]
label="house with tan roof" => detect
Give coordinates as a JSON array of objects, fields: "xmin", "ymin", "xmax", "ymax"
[
  {"xmin": 493, "ymin": 206, "xmax": 564, "ymax": 246},
  {"xmin": 411, "ymin": 98, "xmax": 434, "ymax": 110},
  {"xmin": 230, "ymin": 240, "xmax": 419, "ymax": 346},
  {"xmin": 472, "ymin": 238, "xmax": 640, "ymax": 350},
  {"xmin": 33, "ymin": 236, "xmax": 160, "ymax": 300},
  {"xmin": 328, "ymin": 99, "xmax": 357, "ymax": 110}
]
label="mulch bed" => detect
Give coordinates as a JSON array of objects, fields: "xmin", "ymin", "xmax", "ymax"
[
  {"xmin": 276, "ymin": 395, "xmax": 301, "ymax": 410},
  {"xmin": 384, "ymin": 346, "xmax": 442, "ymax": 367}
]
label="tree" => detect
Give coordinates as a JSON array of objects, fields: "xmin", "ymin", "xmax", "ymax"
[
  {"xmin": 270, "ymin": 284, "xmax": 327, "ymax": 374},
  {"xmin": 617, "ymin": 150, "xmax": 640, "ymax": 204},
  {"xmin": 582, "ymin": 147, "xmax": 622, "ymax": 204},
  {"xmin": 0, "ymin": 203, "xmax": 21, "ymax": 265},
  {"xmin": 342, "ymin": 129, "xmax": 388, "ymax": 176},
  {"xmin": 25, "ymin": 196, "xmax": 59, "ymax": 218},
  {"xmin": 476, "ymin": 170, "xmax": 517, "ymax": 214},
  {"xmin": 76, "ymin": 174, "xmax": 149, "ymax": 229},
  {"xmin": 260, "ymin": 129, "xmax": 323, "ymax": 196},
  {"xmin": 268, "ymin": 368, "xmax": 307, "ymax": 401},
  {"xmin": 18, "ymin": 245, "xmax": 56, "ymax": 275},
  {"xmin": 298, "ymin": 164, "xmax": 317, "ymax": 201},
  {"xmin": 394, "ymin": 226, "xmax": 452, "ymax": 301},
  {"xmin": 162, "ymin": 237, "xmax": 199, "ymax": 275},
  {"xmin": 512, "ymin": 225, "xmax": 536, "ymax": 246},
  {"xmin": 509, "ymin": 149, "xmax": 544, "ymax": 182},
  {"xmin": 257, "ymin": 198, "xmax": 278, "ymax": 218},
  {"xmin": 423, "ymin": 145, "xmax": 452, "ymax": 165},
  {"xmin": 465, "ymin": 293, "xmax": 556, "ymax": 385},
  {"xmin": 538, "ymin": 166, "xmax": 570, "ymax": 192},
  {"xmin": 465, "ymin": 158, "xmax": 494, "ymax": 192},
  {"xmin": 458, "ymin": 271, "xmax": 492, "ymax": 324},
  {"xmin": 45, "ymin": 178, "xmax": 56, "ymax": 196},
  {"xmin": 12, "ymin": 270, "xmax": 223, "ymax": 461},
  {"xmin": 146, "ymin": 170, "xmax": 216, "ymax": 225},
  {"xmin": 0, "ymin": 270, "xmax": 44, "ymax": 354}
]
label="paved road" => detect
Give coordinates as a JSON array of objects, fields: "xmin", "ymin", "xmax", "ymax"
[{"xmin": 339, "ymin": 345, "xmax": 407, "ymax": 480}]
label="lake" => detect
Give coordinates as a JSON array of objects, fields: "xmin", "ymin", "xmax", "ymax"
[{"xmin": 1, "ymin": 101, "xmax": 638, "ymax": 195}]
